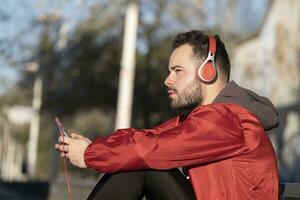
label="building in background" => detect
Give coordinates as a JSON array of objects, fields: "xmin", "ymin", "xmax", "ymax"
[{"xmin": 231, "ymin": 0, "xmax": 300, "ymax": 181}]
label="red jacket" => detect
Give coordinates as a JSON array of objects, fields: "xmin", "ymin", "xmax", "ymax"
[{"xmin": 84, "ymin": 102, "xmax": 279, "ymax": 199}]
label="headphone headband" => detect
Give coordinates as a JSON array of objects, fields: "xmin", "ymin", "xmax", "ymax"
[{"xmin": 208, "ymin": 36, "xmax": 216, "ymax": 54}]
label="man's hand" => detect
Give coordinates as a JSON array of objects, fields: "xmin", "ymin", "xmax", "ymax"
[{"xmin": 55, "ymin": 133, "xmax": 92, "ymax": 168}]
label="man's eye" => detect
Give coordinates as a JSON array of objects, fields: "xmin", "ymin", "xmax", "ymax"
[{"xmin": 175, "ymin": 69, "xmax": 182, "ymax": 72}]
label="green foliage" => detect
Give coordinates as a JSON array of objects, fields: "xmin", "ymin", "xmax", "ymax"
[{"xmin": 42, "ymin": 32, "xmax": 122, "ymax": 116}]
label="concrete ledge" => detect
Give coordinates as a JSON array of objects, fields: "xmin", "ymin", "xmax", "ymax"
[{"xmin": 280, "ymin": 183, "xmax": 300, "ymax": 199}]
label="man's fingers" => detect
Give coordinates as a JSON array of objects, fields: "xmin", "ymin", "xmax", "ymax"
[
  {"xmin": 59, "ymin": 150, "xmax": 70, "ymax": 160},
  {"xmin": 70, "ymin": 133, "xmax": 92, "ymax": 144},
  {"xmin": 58, "ymin": 136, "xmax": 71, "ymax": 144},
  {"xmin": 85, "ymin": 138, "xmax": 92, "ymax": 144},
  {"xmin": 57, "ymin": 144, "xmax": 69, "ymax": 152},
  {"xmin": 55, "ymin": 143, "xmax": 68, "ymax": 152},
  {"xmin": 70, "ymin": 133, "xmax": 84, "ymax": 139}
]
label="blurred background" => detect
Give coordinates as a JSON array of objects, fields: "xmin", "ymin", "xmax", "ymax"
[{"xmin": 0, "ymin": 0, "xmax": 299, "ymax": 199}]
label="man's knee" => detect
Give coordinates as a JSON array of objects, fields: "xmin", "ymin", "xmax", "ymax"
[
  {"xmin": 143, "ymin": 169, "xmax": 195, "ymax": 200},
  {"xmin": 87, "ymin": 171, "xmax": 144, "ymax": 200}
]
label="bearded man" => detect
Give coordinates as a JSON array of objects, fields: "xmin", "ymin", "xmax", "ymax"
[{"xmin": 56, "ymin": 30, "xmax": 279, "ymax": 200}]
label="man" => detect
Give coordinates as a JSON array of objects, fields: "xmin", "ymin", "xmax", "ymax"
[{"xmin": 55, "ymin": 30, "xmax": 279, "ymax": 199}]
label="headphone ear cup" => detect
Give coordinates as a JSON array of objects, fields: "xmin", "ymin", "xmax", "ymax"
[{"xmin": 197, "ymin": 62, "xmax": 217, "ymax": 82}]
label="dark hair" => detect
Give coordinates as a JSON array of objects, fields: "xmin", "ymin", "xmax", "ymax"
[{"xmin": 172, "ymin": 30, "xmax": 231, "ymax": 81}]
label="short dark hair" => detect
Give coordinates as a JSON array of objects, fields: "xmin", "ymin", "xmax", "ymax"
[{"xmin": 172, "ymin": 30, "xmax": 231, "ymax": 81}]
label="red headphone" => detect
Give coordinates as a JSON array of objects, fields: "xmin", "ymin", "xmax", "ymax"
[{"xmin": 196, "ymin": 36, "xmax": 217, "ymax": 82}]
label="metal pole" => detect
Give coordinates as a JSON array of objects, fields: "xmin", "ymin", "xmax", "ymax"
[
  {"xmin": 27, "ymin": 74, "xmax": 43, "ymax": 178},
  {"xmin": 115, "ymin": 0, "xmax": 139, "ymax": 129}
]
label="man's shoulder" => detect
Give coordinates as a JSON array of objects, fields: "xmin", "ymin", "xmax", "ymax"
[
  {"xmin": 192, "ymin": 102, "xmax": 250, "ymax": 115},
  {"xmin": 190, "ymin": 102, "xmax": 259, "ymax": 123},
  {"xmin": 192, "ymin": 103, "xmax": 266, "ymax": 130},
  {"xmin": 188, "ymin": 103, "xmax": 242, "ymax": 121}
]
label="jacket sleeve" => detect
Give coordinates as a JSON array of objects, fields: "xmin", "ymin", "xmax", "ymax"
[{"xmin": 84, "ymin": 104, "xmax": 246, "ymax": 173}]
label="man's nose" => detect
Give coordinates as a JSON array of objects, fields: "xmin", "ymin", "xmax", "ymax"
[{"xmin": 164, "ymin": 74, "xmax": 173, "ymax": 87}]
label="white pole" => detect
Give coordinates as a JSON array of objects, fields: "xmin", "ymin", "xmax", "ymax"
[
  {"xmin": 115, "ymin": 0, "xmax": 139, "ymax": 129},
  {"xmin": 27, "ymin": 74, "xmax": 43, "ymax": 178},
  {"xmin": 8, "ymin": 139, "xmax": 16, "ymax": 180},
  {"xmin": 1, "ymin": 119, "xmax": 10, "ymax": 180}
]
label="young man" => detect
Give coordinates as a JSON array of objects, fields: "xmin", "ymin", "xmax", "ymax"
[{"xmin": 55, "ymin": 30, "xmax": 279, "ymax": 199}]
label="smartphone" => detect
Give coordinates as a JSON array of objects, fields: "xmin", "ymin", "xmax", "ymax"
[{"xmin": 54, "ymin": 117, "xmax": 69, "ymax": 137}]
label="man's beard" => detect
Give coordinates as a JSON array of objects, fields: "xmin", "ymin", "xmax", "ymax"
[{"xmin": 169, "ymin": 79, "xmax": 202, "ymax": 114}]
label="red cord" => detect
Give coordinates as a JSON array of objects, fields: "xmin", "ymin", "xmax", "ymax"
[
  {"xmin": 62, "ymin": 132, "xmax": 73, "ymax": 200},
  {"xmin": 55, "ymin": 117, "xmax": 73, "ymax": 200}
]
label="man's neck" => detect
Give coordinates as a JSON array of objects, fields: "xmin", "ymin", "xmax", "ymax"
[{"xmin": 201, "ymin": 82, "xmax": 227, "ymax": 105}]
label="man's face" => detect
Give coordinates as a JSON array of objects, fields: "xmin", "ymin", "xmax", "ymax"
[{"xmin": 164, "ymin": 44, "xmax": 203, "ymax": 112}]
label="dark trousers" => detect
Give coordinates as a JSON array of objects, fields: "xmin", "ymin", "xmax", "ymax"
[{"xmin": 87, "ymin": 169, "xmax": 196, "ymax": 200}]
